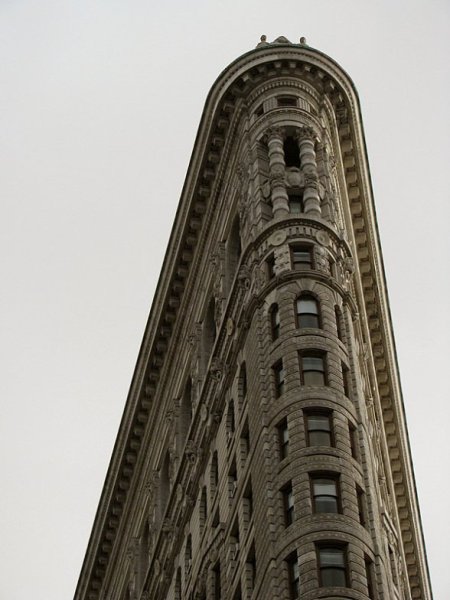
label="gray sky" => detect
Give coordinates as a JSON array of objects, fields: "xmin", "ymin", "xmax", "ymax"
[{"xmin": 1, "ymin": 1, "xmax": 449, "ymax": 598}]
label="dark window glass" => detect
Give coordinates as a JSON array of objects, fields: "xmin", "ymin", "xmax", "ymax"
[
  {"xmin": 278, "ymin": 96, "xmax": 297, "ymax": 107},
  {"xmin": 297, "ymin": 296, "xmax": 320, "ymax": 328},
  {"xmin": 357, "ymin": 486, "xmax": 366, "ymax": 526},
  {"xmin": 273, "ymin": 360, "xmax": 285, "ymax": 397},
  {"xmin": 349, "ymin": 421, "xmax": 358, "ymax": 459},
  {"xmin": 291, "ymin": 245, "xmax": 312, "ymax": 270},
  {"xmin": 306, "ymin": 412, "xmax": 332, "ymax": 446},
  {"xmin": 278, "ymin": 418, "xmax": 289, "ymax": 459},
  {"xmin": 213, "ymin": 562, "xmax": 221, "ymax": 599},
  {"xmin": 311, "ymin": 476, "xmax": 339, "ymax": 513},
  {"xmin": 240, "ymin": 362, "xmax": 247, "ymax": 398},
  {"xmin": 342, "ymin": 363, "xmax": 351, "ymax": 397},
  {"xmin": 266, "ymin": 253, "xmax": 275, "ymax": 278},
  {"xmin": 287, "ymin": 553, "xmax": 300, "ymax": 599},
  {"xmin": 365, "ymin": 556, "xmax": 375, "ymax": 599},
  {"xmin": 284, "ymin": 136, "xmax": 300, "ymax": 168},
  {"xmin": 301, "ymin": 353, "xmax": 326, "ymax": 386},
  {"xmin": 288, "ymin": 191, "xmax": 304, "ymax": 214},
  {"xmin": 335, "ymin": 306, "xmax": 344, "ymax": 341},
  {"xmin": 282, "ymin": 483, "xmax": 294, "ymax": 525},
  {"xmin": 270, "ymin": 304, "xmax": 280, "ymax": 340},
  {"xmin": 318, "ymin": 546, "xmax": 347, "ymax": 587}
]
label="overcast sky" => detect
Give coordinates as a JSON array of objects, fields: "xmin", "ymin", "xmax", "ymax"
[{"xmin": 1, "ymin": 1, "xmax": 449, "ymax": 599}]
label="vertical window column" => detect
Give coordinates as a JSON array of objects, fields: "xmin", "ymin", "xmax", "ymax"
[
  {"xmin": 297, "ymin": 127, "xmax": 321, "ymax": 217},
  {"xmin": 267, "ymin": 127, "xmax": 289, "ymax": 218}
]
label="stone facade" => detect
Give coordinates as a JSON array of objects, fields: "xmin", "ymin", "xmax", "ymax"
[{"xmin": 75, "ymin": 37, "xmax": 432, "ymax": 600}]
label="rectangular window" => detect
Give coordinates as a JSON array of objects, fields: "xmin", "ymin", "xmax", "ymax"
[
  {"xmin": 305, "ymin": 411, "xmax": 333, "ymax": 446},
  {"xmin": 273, "ymin": 360, "xmax": 285, "ymax": 397},
  {"xmin": 246, "ymin": 543, "xmax": 256, "ymax": 594},
  {"xmin": 282, "ymin": 482, "xmax": 294, "ymax": 526},
  {"xmin": 286, "ymin": 552, "xmax": 300, "ymax": 599},
  {"xmin": 349, "ymin": 421, "xmax": 358, "ymax": 460},
  {"xmin": 291, "ymin": 245, "xmax": 312, "ymax": 270},
  {"xmin": 317, "ymin": 545, "xmax": 348, "ymax": 587},
  {"xmin": 342, "ymin": 362, "xmax": 351, "ymax": 397},
  {"xmin": 357, "ymin": 486, "xmax": 366, "ymax": 526},
  {"xmin": 277, "ymin": 418, "xmax": 289, "ymax": 459},
  {"xmin": 243, "ymin": 478, "xmax": 253, "ymax": 526},
  {"xmin": 300, "ymin": 352, "xmax": 326, "ymax": 386},
  {"xmin": 365, "ymin": 556, "xmax": 375, "ymax": 599},
  {"xmin": 270, "ymin": 303, "xmax": 280, "ymax": 340},
  {"xmin": 311, "ymin": 475, "xmax": 340, "ymax": 513},
  {"xmin": 266, "ymin": 253, "xmax": 276, "ymax": 279},
  {"xmin": 288, "ymin": 191, "xmax": 304, "ymax": 214},
  {"xmin": 213, "ymin": 561, "xmax": 221, "ymax": 599},
  {"xmin": 278, "ymin": 96, "xmax": 298, "ymax": 107}
]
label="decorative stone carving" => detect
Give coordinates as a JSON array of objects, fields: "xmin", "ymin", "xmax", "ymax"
[
  {"xmin": 210, "ymin": 357, "xmax": 223, "ymax": 381},
  {"xmin": 144, "ymin": 470, "xmax": 160, "ymax": 505},
  {"xmin": 315, "ymin": 230, "xmax": 330, "ymax": 247},
  {"xmin": 250, "ymin": 263, "xmax": 266, "ymax": 296},
  {"xmin": 296, "ymin": 125, "xmax": 315, "ymax": 142},
  {"xmin": 237, "ymin": 264, "xmax": 251, "ymax": 290},
  {"xmin": 226, "ymin": 317, "xmax": 234, "ymax": 336},
  {"xmin": 184, "ymin": 440, "xmax": 198, "ymax": 464},
  {"xmin": 200, "ymin": 402, "xmax": 208, "ymax": 422},
  {"xmin": 315, "ymin": 245, "xmax": 329, "ymax": 273},
  {"xmin": 127, "ymin": 537, "xmax": 140, "ymax": 562},
  {"xmin": 268, "ymin": 230, "xmax": 286, "ymax": 247},
  {"xmin": 285, "ymin": 166, "xmax": 304, "ymax": 189}
]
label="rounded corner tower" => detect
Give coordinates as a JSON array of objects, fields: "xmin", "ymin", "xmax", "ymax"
[{"xmin": 76, "ymin": 37, "xmax": 432, "ymax": 600}]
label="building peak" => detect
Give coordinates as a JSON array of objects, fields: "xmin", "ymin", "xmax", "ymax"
[{"xmin": 256, "ymin": 34, "xmax": 308, "ymax": 48}]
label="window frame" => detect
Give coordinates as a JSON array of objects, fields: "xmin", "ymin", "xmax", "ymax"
[
  {"xmin": 273, "ymin": 360, "xmax": 285, "ymax": 397},
  {"xmin": 277, "ymin": 417, "xmax": 289, "ymax": 459},
  {"xmin": 296, "ymin": 294, "xmax": 321, "ymax": 329},
  {"xmin": 281, "ymin": 482, "xmax": 294, "ymax": 526},
  {"xmin": 290, "ymin": 244, "xmax": 313, "ymax": 270},
  {"xmin": 286, "ymin": 552, "xmax": 300, "ymax": 599},
  {"xmin": 310, "ymin": 473, "xmax": 340, "ymax": 514},
  {"xmin": 300, "ymin": 351, "xmax": 327, "ymax": 386},
  {"xmin": 270, "ymin": 303, "xmax": 281, "ymax": 340},
  {"xmin": 305, "ymin": 410, "xmax": 333, "ymax": 447},
  {"xmin": 317, "ymin": 544, "xmax": 349, "ymax": 588},
  {"xmin": 288, "ymin": 190, "xmax": 304, "ymax": 214}
]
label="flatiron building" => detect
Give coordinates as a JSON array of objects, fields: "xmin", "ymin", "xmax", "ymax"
[{"xmin": 75, "ymin": 36, "xmax": 432, "ymax": 600}]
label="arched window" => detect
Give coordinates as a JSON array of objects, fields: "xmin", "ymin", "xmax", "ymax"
[
  {"xmin": 270, "ymin": 303, "xmax": 280, "ymax": 340},
  {"xmin": 297, "ymin": 295, "xmax": 320, "ymax": 328},
  {"xmin": 178, "ymin": 378, "xmax": 192, "ymax": 455},
  {"xmin": 225, "ymin": 215, "xmax": 242, "ymax": 290},
  {"xmin": 335, "ymin": 306, "xmax": 344, "ymax": 341}
]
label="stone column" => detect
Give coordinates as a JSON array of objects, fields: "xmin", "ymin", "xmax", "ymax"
[
  {"xmin": 267, "ymin": 127, "xmax": 289, "ymax": 218},
  {"xmin": 298, "ymin": 126, "xmax": 321, "ymax": 217}
]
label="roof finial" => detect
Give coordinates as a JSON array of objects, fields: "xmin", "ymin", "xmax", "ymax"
[
  {"xmin": 260, "ymin": 35, "xmax": 267, "ymax": 42},
  {"xmin": 299, "ymin": 36, "xmax": 307, "ymax": 45}
]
